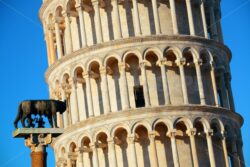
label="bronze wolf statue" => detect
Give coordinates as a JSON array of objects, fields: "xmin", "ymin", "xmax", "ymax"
[{"xmin": 14, "ymin": 100, "xmax": 66, "ymax": 129}]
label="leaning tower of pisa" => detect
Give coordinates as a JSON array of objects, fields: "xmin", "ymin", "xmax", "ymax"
[{"xmin": 39, "ymin": 0, "xmax": 245, "ymax": 166}]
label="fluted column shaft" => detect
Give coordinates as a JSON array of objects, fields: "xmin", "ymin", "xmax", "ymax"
[
  {"xmin": 168, "ymin": 130, "xmax": 180, "ymax": 167},
  {"xmin": 200, "ymin": 1, "xmax": 208, "ymax": 38},
  {"xmin": 93, "ymin": 1, "xmax": 103, "ymax": 43},
  {"xmin": 132, "ymin": 0, "xmax": 141, "ymax": 35},
  {"xmin": 185, "ymin": 0, "xmax": 195, "ymax": 35},
  {"xmin": 152, "ymin": 0, "xmax": 161, "ymax": 34},
  {"xmin": 69, "ymin": 78, "xmax": 80, "ymax": 124},
  {"xmin": 76, "ymin": 5, "xmax": 87, "ymax": 47},
  {"xmin": 55, "ymin": 21, "xmax": 63, "ymax": 59},
  {"xmin": 169, "ymin": 0, "xmax": 178, "ymax": 34},
  {"xmin": 206, "ymin": 130, "xmax": 216, "ymax": 167},
  {"xmin": 178, "ymin": 59, "xmax": 188, "ymax": 104},
  {"xmin": 63, "ymin": 12, "xmax": 73, "ymax": 54},
  {"xmin": 100, "ymin": 67, "xmax": 111, "ymax": 114},
  {"xmin": 187, "ymin": 129, "xmax": 198, "ymax": 167},
  {"xmin": 159, "ymin": 59, "xmax": 170, "ymax": 104},
  {"xmin": 108, "ymin": 139, "xmax": 118, "ymax": 167},
  {"xmin": 128, "ymin": 135, "xmax": 138, "ymax": 167},
  {"xmin": 149, "ymin": 132, "xmax": 159, "ymax": 167},
  {"xmin": 84, "ymin": 73, "xmax": 94, "ymax": 117},
  {"xmin": 119, "ymin": 63, "xmax": 130, "ymax": 109},
  {"xmin": 112, "ymin": 0, "xmax": 122, "ymax": 39},
  {"xmin": 140, "ymin": 62, "xmax": 150, "ymax": 107},
  {"xmin": 195, "ymin": 60, "xmax": 206, "ymax": 105}
]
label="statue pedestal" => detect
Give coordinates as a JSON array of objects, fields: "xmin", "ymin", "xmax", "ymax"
[{"xmin": 13, "ymin": 128, "xmax": 64, "ymax": 167}]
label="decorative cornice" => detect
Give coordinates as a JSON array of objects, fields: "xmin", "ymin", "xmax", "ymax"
[{"xmin": 45, "ymin": 35, "xmax": 232, "ymax": 82}]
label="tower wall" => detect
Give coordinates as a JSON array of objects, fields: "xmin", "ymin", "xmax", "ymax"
[{"xmin": 39, "ymin": 0, "xmax": 245, "ymax": 166}]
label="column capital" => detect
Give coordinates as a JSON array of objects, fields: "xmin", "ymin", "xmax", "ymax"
[
  {"xmin": 99, "ymin": 67, "xmax": 108, "ymax": 75},
  {"xmin": 62, "ymin": 11, "xmax": 71, "ymax": 17},
  {"xmin": 176, "ymin": 58, "xmax": 186, "ymax": 66},
  {"xmin": 157, "ymin": 58, "xmax": 167, "ymax": 66},
  {"xmin": 127, "ymin": 135, "xmax": 136, "ymax": 143},
  {"xmin": 186, "ymin": 128, "xmax": 197, "ymax": 136},
  {"xmin": 148, "ymin": 131, "xmax": 157, "ymax": 139},
  {"xmin": 167, "ymin": 129, "xmax": 177, "ymax": 138},
  {"xmin": 92, "ymin": 0, "xmax": 99, "ymax": 5},
  {"xmin": 205, "ymin": 129, "xmax": 214, "ymax": 136},
  {"xmin": 194, "ymin": 58, "xmax": 203, "ymax": 65}
]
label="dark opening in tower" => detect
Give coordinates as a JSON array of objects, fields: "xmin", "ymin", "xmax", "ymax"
[{"xmin": 134, "ymin": 85, "xmax": 145, "ymax": 108}]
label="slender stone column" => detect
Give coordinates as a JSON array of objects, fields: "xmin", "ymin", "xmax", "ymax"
[
  {"xmin": 215, "ymin": 6, "xmax": 223, "ymax": 43},
  {"xmin": 225, "ymin": 73, "xmax": 235, "ymax": 112},
  {"xmin": 186, "ymin": 129, "xmax": 198, "ymax": 167},
  {"xmin": 48, "ymin": 27, "xmax": 57, "ymax": 64},
  {"xmin": 100, "ymin": 67, "xmax": 111, "ymax": 114},
  {"xmin": 209, "ymin": 0, "xmax": 218, "ymax": 41},
  {"xmin": 66, "ymin": 158, "xmax": 72, "ymax": 167},
  {"xmin": 149, "ymin": 132, "xmax": 159, "ymax": 167},
  {"xmin": 169, "ymin": 0, "xmax": 178, "ymax": 34},
  {"xmin": 167, "ymin": 130, "xmax": 179, "ymax": 167},
  {"xmin": 108, "ymin": 139, "xmax": 118, "ymax": 167},
  {"xmin": 194, "ymin": 59, "xmax": 206, "ymax": 105},
  {"xmin": 151, "ymin": 0, "xmax": 161, "ymax": 34},
  {"xmin": 210, "ymin": 63, "xmax": 219, "ymax": 106},
  {"xmin": 83, "ymin": 73, "xmax": 94, "ymax": 117},
  {"xmin": 76, "ymin": 5, "xmax": 87, "ymax": 47},
  {"xmin": 127, "ymin": 135, "xmax": 138, "ymax": 167},
  {"xmin": 62, "ymin": 11, "xmax": 73, "ymax": 54},
  {"xmin": 221, "ymin": 132, "xmax": 229, "ymax": 167},
  {"xmin": 119, "ymin": 63, "xmax": 130, "ymax": 109},
  {"xmin": 217, "ymin": 67, "xmax": 229, "ymax": 108},
  {"xmin": 230, "ymin": 138, "xmax": 241, "ymax": 167},
  {"xmin": 91, "ymin": 143, "xmax": 99, "ymax": 167},
  {"xmin": 112, "ymin": 0, "xmax": 122, "ymax": 39},
  {"xmin": 140, "ymin": 61, "xmax": 151, "ymax": 107},
  {"xmin": 92, "ymin": 0, "xmax": 103, "ymax": 43},
  {"xmin": 159, "ymin": 59, "xmax": 170, "ymax": 104},
  {"xmin": 236, "ymin": 139, "xmax": 245, "ymax": 167},
  {"xmin": 54, "ymin": 20, "xmax": 63, "ymax": 59},
  {"xmin": 61, "ymin": 88, "xmax": 69, "ymax": 128},
  {"xmin": 44, "ymin": 33, "xmax": 52, "ymax": 66},
  {"xmin": 205, "ymin": 129, "xmax": 216, "ymax": 167},
  {"xmin": 76, "ymin": 150, "xmax": 84, "ymax": 167},
  {"xmin": 69, "ymin": 78, "xmax": 80, "ymax": 124},
  {"xmin": 132, "ymin": 0, "xmax": 141, "ymax": 35},
  {"xmin": 177, "ymin": 58, "xmax": 188, "ymax": 104},
  {"xmin": 200, "ymin": 0, "xmax": 208, "ymax": 38},
  {"xmin": 185, "ymin": 0, "xmax": 195, "ymax": 35}
]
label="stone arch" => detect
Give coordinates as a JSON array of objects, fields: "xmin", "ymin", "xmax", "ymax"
[
  {"xmin": 143, "ymin": 47, "xmax": 163, "ymax": 60},
  {"xmin": 182, "ymin": 47, "xmax": 199, "ymax": 61},
  {"xmin": 152, "ymin": 118, "xmax": 173, "ymax": 130},
  {"xmin": 95, "ymin": 130, "xmax": 110, "ymax": 167},
  {"xmin": 77, "ymin": 132, "xmax": 93, "ymax": 146},
  {"xmin": 210, "ymin": 118, "xmax": 225, "ymax": 133},
  {"xmin": 65, "ymin": 140, "xmax": 77, "ymax": 152},
  {"xmin": 122, "ymin": 49, "xmax": 143, "ymax": 62},
  {"xmin": 174, "ymin": 117, "xmax": 193, "ymax": 130},
  {"xmin": 61, "ymin": 72, "xmax": 70, "ymax": 83},
  {"xmin": 71, "ymin": 64, "xmax": 85, "ymax": 78},
  {"xmin": 111, "ymin": 123, "xmax": 130, "ymax": 137},
  {"xmin": 131, "ymin": 120, "xmax": 151, "ymax": 134},
  {"xmin": 103, "ymin": 53, "xmax": 122, "ymax": 66},
  {"xmin": 194, "ymin": 117, "xmax": 211, "ymax": 131},
  {"xmin": 54, "ymin": 5, "xmax": 64, "ymax": 17},
  {"xmin": 86, "ymin": 59, "xmax": 102, "ymax": 71},
  {"xmin": 199, "ymin": 48, "xmax": 213, "ymax": 64},
  {"xmin": 93, "ymin": 128, "xmax": 111, "ymax": 141},
  {"xmin": 59, "ymin": 146, "xmax": 66, "ymax": 158}
]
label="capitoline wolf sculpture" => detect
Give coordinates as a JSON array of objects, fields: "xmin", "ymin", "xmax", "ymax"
[{"xmin": 14, "ymin": 100, "xmax": 66, "ymax": 129}]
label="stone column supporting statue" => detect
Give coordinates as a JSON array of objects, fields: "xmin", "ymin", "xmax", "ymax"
[
  {"xmin": 83, "ymin": 72, "xmax": 94, "ymax": 117},
  {"xmin": 100, "ymin": 67, "xmax": 111, "ymax": 114},
  {"xmin": 194, "ymin": 59, "xmax": 206, "ymax": 105}
]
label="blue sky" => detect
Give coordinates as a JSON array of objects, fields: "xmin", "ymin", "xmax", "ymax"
[{"xmin": 0, "ymin": 0, "xmax": 249, "ymax": 166}]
